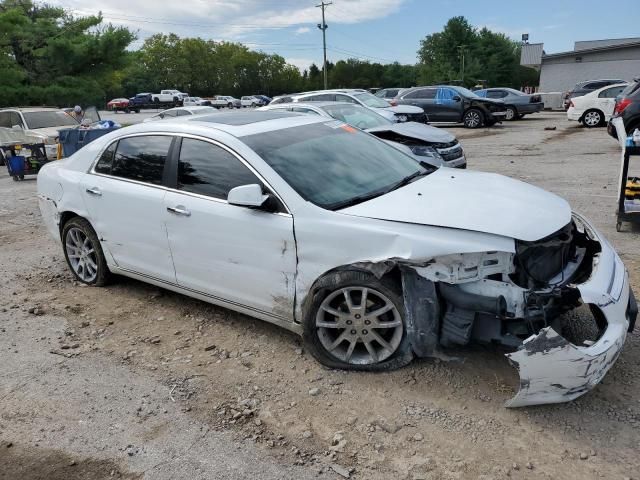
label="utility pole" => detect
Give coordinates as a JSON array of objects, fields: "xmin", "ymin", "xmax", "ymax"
[
  {"xmin": 457, "ymin": 45, "xmax": 467, "ymax": 85},
  {"xmin": 316, "ymin": 1, "xmax": 332, "ymax": 89}
]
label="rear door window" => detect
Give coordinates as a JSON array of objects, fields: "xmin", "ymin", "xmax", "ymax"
[
  {"xmin": 111, "ymin": 135, "xmax": 172, "ymax": 185},
  {"xmin": 404, "ymin": 88, "xmax": 436, "ymax": 99},
  {"xmin": 487, "ymin": 90, "xmax": 507, "ymax": 99},
  {"xmin": 0, "ymin": 112, "xmax": 11, "ymax": 128},
  {"xmin": 177, "ymin": 138, "xmax": 261, "ymax": 200},
  {"xmin": 94, "ymin": 142, "xmax": 118, "ymax": 174},
  {"xmin": 305, "ymin": 94, "xmax": 335, "ymax": 101},
  {"xmin": 599, "ymin": 86, "xmax": 626, "ymax": 98}
]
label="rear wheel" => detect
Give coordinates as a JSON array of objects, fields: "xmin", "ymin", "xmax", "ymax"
[
  {"xmin": 62, "ymin": 217, "xmax": 110, "ymax": 286},
  {"xmin": 582, "ymin": 109, "xmax": 604, "ymax": 128},
  {"xmin": 505, "ymin": 106, "xmax": 518, "ymax": 121},
  {"xmin": 228, "ymin": 103, "xmax": 233, "ymax": 109},
  {"xmin": 303, "ymin": 270, "xmax": 413, "ymax": 371},
  {"xmin": 463, "ymin": 108, "xmax": 483, "ymax": 128}
]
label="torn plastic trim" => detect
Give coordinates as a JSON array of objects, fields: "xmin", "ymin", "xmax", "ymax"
[{"xmin": 505, "ymin": 220, "xmax": 632, "ymax": 407}]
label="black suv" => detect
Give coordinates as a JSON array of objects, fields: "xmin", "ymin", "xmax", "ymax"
[
  {"xmin": 564, "ymin": 79, "xmax": 626, "ymax": 110},
  {"xmin": 607, "ymin": 78, "xmax": 640, "ymax": 139},
  {"xmin": 392, "ymin": 85, "xmax": 507, "ymax": 128}
]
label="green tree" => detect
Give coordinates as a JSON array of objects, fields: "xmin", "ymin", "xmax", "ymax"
[
  {"xmin": 417, "ymin": 16, "xmax": 539, "ymax": 88},
  {"xmin": 0, "ymin": 0, "xmax": 135, "ymax": 107}
]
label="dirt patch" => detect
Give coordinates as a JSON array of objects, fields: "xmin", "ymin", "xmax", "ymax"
[
  {"xmin": 542, "ymin": 124, "xmax": 584, "ymax": 143},
  {"xmin": 0, "ymin": 443, "xmax": 140, "ymax": 480}
]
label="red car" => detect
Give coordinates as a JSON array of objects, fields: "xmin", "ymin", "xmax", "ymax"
[{"xmin": 106, "ymin": 98, "xmax": 130, "ymax": 113}]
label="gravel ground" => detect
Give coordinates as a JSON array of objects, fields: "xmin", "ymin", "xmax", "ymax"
[{"xmin": 1, "ymin": 112, "xmax": 639, "ymax": 480}]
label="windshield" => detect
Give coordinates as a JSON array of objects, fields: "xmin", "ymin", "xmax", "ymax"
[
  {"xmin": 321, "ymin": 104, "xmax": 390, "ymax": 129},
  {"xmin": 453, "ymin": 86, "xmax": 479, "ymax": 98},
  {"xmin": 23, "ymin": 111, "xmax": 78, "ymax": 129},
  {"xmin": 243, "ymin": 121, "xmax": 429, "ymax": 210},
  {"xmin": 353, "ymin": 92, "xmax": 392, "ymax": 108}
]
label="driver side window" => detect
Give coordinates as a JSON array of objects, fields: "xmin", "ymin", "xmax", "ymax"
[{"xmin": 177, "ymin": 138, "xmax": 261, "ymax": 200}]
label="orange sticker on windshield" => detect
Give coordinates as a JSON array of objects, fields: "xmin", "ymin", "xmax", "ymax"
[{"xmin": 340, "ymin": 125, "xmax": 357, "ymax": 133}]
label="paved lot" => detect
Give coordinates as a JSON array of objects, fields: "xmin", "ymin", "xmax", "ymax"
[{"xmin": 1, "ymin": 112, "xmax": 639, "ymax": 480}]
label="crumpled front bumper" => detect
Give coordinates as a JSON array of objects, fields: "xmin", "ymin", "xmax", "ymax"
[{"xmin": 505, "ymin": 216, "xmax": 636, "ymax": 407}]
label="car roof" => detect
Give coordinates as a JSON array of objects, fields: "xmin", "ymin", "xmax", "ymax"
[
  {"xmin": 0, "ymin": 107, "xmax": 62, "ymax": 112},
  {"xmin": 130, "ymin": 110, "xmax": 327, "ymax": 138}
]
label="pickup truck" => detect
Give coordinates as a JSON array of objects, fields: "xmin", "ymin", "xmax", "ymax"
[
  {"xmin": 128, "ymin": 93, "xmax": 180, "ymax": 111},
  {"xmin": 151, "ymin": 90, "xmax": 188, "ymax": 104}
]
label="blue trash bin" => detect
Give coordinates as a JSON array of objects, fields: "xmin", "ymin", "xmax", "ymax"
[
  {"xmin": 59, "ymin": 127, "xmax": 120, "ymax": 158},
  {"xmin": 7, "ymin": 155, "xmax": 25, "ymax": 177}
]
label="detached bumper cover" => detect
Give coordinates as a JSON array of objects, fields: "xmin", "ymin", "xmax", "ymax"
[{"xmin": 505, "ymin": 216, "xmax": 634, "ymax": 407}]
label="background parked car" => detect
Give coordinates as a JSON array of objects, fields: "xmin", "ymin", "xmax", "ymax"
[
  {"xmin": 254, "ymin": 95, "xmax": 272, "ymax": 105},
  {"xmin": 143, "ymin": 106, "xmax": 216, "ymax": 122},
  {"xmin": 271, "ymin": 89, "xmax": 427, "ymax": 123},
  {"xmin": 393, "ymin": 85, "xmax": 507, "ymax": 128},
  {"xmin": 106, "ymin": 98, "xmax": 130, "ymax": 113},
  {"xmin": 474, "ymin": 88, "xmax": 544, "ymax": 121},
  {"xmin": 212, "ymin": 96, "xmax": 241, "ymax": 109},
  {"xmin": 608, "ymin": 78, "xmax": 640, "ymax": 138},
  {"xmin": 241, "ymin": 96, "xmax": 265, "ymax": 107},
  {"xmin": 183, "ymin": 97, "xmax": 211, "ymax": 107},
  {"xmin": 567, "ymin": 83, "xmax": 627, "ymax": 128},
  {"xmin": 563, "ymin": 79, "xmax": 626, "ymax": 110},
  {"xmin": 260, "ymin": 101, "xmax": 466, "ymax": 168},
  {"xmin": 375, "ymin": 88, "xmax": 404, "ymax": 102}
]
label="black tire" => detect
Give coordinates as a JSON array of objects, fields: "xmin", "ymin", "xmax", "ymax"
[
  {"xmin": 581, "ymin": 109, "xmax": 604, "ymax": 128},
  {"xmin": 153, "ymin": 97, "xmax": 159, "ymax": 103},
  {"xmin": 12, "ymin": 176, "xmax": 18, "ymax": 181},
  {"xmin": 18, "ymin": 174, "xmax": 24, "ymax": 180},
  {"xmin": 61, "ymin": 217, "xmax": 111, "ymax": 287},
  {"xmin": 135, "ymin": 109, "xmax": 140, "ymax": 114},
  {"xmin": 303, "ymin": 270, "xmax": 413, "ymax": 372},
  {"xmin": 124, "ymin": 107, "xmax": 130, "ymax": 113},
  {"xmin": 228, "ymin": 103, "xmax": 233, "ymax": 109},
  {"xmin": 0, "ymin": 150, "xmax": 5, "ymax": 166},
  {"xmin": 463, "ymin": 108, "xmax": 484, "ymax": 128},
  {"xmin": 505, "ymin": 106, "xmax": 518, "ymax": 121},
  {"xmin": 251, "ymin": 102, "xmax": 256, "ymax": 108}
]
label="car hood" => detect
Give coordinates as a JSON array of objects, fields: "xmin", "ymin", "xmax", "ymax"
[
  {"xmin": 32, "ymin": 126, "xmax": 74, "ymax": 139},
  {"xmin": 339, "ymin": 168, "xmax": 571, "ymax": 242},
  {"xmin": 366, "ymin": 122, "xmax": 455, "ymax": 144},
  {"xmin": 373, "ymin": 105, "xmax": 424, "ymax": 114}
]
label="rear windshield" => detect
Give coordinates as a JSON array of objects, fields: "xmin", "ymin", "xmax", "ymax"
[
  {"xmin": 621, "ymin": 81, "xmax": 640, "ymax": 97},
  {"xmin": 23, "ymin": 111, "xmax": 78, "ymax": 129},
  {"xmin": 243, "ymin": 121, "xmax": 428, "ymax": 210},
  {"xmin": 321, "ymin": 104, "xmax": 390, "ymax": 129}
]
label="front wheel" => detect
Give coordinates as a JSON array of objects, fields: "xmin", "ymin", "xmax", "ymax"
[
  {"xmin": 303, "ymin": 270, "xmax": 413, "ymax": 371},
  {"xmin": 463, "ymin": 108, "xmax": 483, "ymax": 128},
  {"xmin": 228, "ymin": 103, "xmax": 233, "ymax": 109},
  {"xmin": 505, "ymin": 106, "xmax": 517, "ymax": 121},
  {"xmin": 62, "ymin": 217, "xmax": 111, "ymax": 286}
]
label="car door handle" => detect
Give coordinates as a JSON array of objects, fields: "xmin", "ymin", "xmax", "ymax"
[
  {"xmin": 86, "ymin": 187, "xmax": 102, "ymax": 196},
  {"xmin": 167, "ymin": 206, "xmax": 191, "ymax": 217}
]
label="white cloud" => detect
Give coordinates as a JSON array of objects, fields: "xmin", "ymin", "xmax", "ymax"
[
  {"xmin": 51, "ymin": 0, "xmax": 406, "ymax": 38},
  {"xmin": 295, "ymin": 27, "xmax": 311, "ymax": 35}
]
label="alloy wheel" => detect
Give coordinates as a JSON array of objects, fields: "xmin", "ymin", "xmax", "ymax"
[
  {"xmin": 505, "ymin": 107, "xmax": 516, "ymax": 121},
  {"xmin": 584, "ymin": 111, "xmax": 601, "ymax": 127},
  {"xmin": 464, "ymin": 111, "xmax": 481, "ymax": 128},
  {"xmin": 315, "ymin": 287, "xmax": 403, "ymax": 365},
  {"xmin": 65, "ymin": 227, "xmax": 98, "ymax": 283}
]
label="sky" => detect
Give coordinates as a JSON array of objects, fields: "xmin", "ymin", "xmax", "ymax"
[{"xmin": 50, "ymin": 0, "xmax": 640, "ymax": 71}]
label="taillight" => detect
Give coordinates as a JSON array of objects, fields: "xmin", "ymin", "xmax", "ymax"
[
  {"xmin": 614, "ymin": 98, "xmax": 632, "ymax": 116},
  {"xmin": 569, "ymin": 100, "xmax": 575, "ymax": 108},
  {"xmin": 390, "ymin": 100, "xmax": 397, "ymax": 106}
]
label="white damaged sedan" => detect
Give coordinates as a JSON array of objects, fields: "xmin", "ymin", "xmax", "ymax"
[{"xmin": 37, "ymin": 111, "xmax": 637, "ymax": 407}]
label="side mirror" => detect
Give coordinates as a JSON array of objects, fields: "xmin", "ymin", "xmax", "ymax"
[
  {"xmin": 227, "ymin": 184, "xmax": 269, "ymax": 208},
  {"xmin": 452, "ymin": 95, "xmax": 462, "ymax": 102}
]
